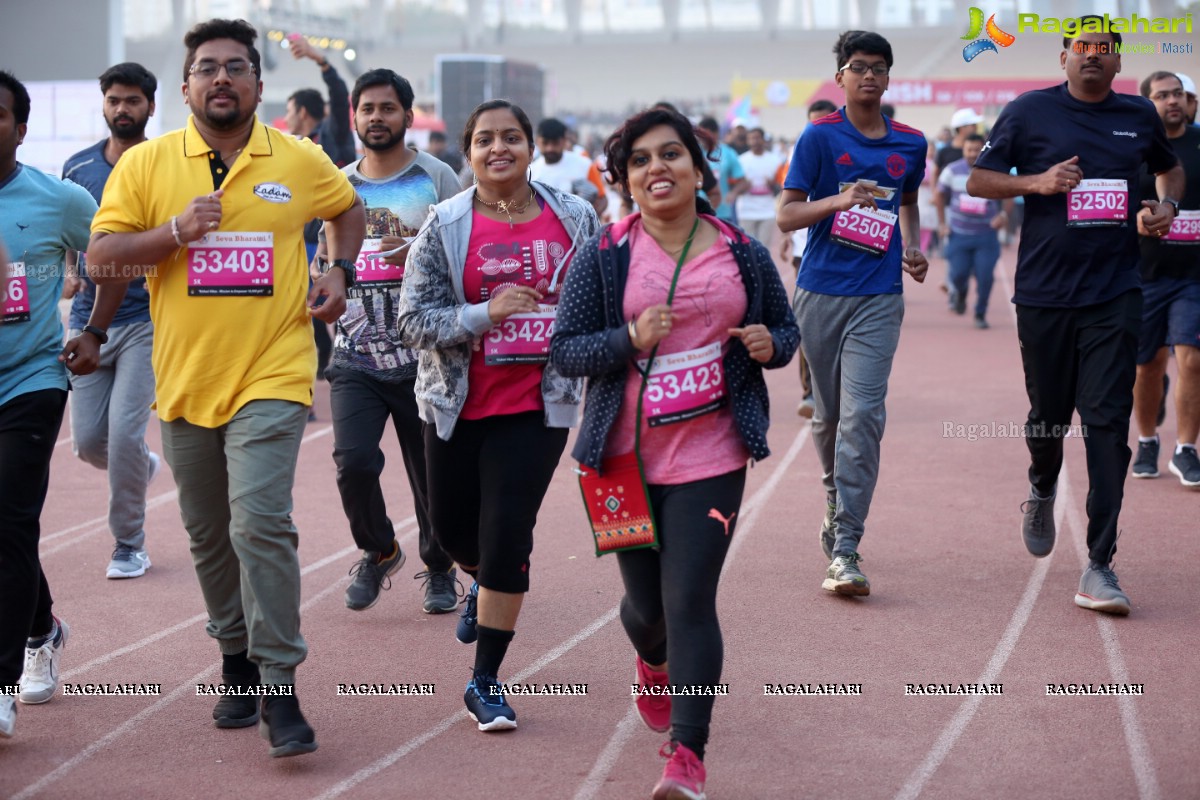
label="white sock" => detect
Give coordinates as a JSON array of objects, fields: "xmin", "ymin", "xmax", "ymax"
[
  {"xmin": 1178, "ymin": 443, "xmax": 1197, "ymax": 455},
  {"xmin": 1138, "ymin": 435, "xmax": 1158, "ymax": 444}
]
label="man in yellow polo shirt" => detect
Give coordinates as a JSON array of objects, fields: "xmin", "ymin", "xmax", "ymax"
[{"xmin": 88, "ymin": 18, "xmax": 365, "ymax": 758}]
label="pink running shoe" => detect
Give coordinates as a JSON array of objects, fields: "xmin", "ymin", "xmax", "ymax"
[
  {"xmin": 651, "ymin": 741, "xmax": 707, "ymax": 800},
  {"xmin": 634, "ymin": 655, "xmax": 670, "ymax": 732}
]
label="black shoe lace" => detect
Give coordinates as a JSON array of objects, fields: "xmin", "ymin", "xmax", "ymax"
[
  {"xmin": 1020, "ymin": 496, "xmax": 1049, "ymax": 529},
  {"xmin": 348, "ymin": 556, "xmax": 391, "ymax": 592},
  {"xmin": 413, "ymin": 570, "xmax": 465, "ymax": 599},
  {"xmin": 1094, "ymin": 564, "xmax": 1121, "ymax": 590}
]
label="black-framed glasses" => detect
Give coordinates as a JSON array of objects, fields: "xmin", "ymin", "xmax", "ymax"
[
  {"xmin": 840, "ymin": 62, "xmax": 889, "ymax": 76},
  {"xmin": 189, "ymin": 60, "xmax": 256, "ymax": 79}
]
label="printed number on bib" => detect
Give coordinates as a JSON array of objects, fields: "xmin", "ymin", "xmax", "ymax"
[
  {"xmin": 830, "ymin": 205, "xmax": 897, "ymax": 256},
  {"xmin": 2, "ymin": 262, "xmax": 30, "ymax": 323},
  {"xmin": 640, "ymin": 341, "xmax": 727, "ymax": 427},
  {"xmin": 484, "ymin": 304, "xmax": 556, "ymax": 365},
  {"xmin": 188, "ymin": 232, "xmax": 274, "ymax": 296},
  {"xmin": 354, "ymin": 237, "xmax": 407, "ymax": 289},
  {"xmin": 1067, "ymin": 179, "xmax": 1127, "ymax": 227},
  {"xmin": 957, "ymin": 195, "xmax": 989, "ymax": 215},
  {"xmin": 1162, "ymin": 209, "xmax": 1200, "ymax": 245}
]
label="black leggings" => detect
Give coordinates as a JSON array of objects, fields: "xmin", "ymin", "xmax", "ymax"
[
  {"xmin": 424, "ymin": 411, "xmax": 567, "ymax": 594},
  {"xmin": 617, "ymin": 467, "xmax": 746, "ymax": 759}
]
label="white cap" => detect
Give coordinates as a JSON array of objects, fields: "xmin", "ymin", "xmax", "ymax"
[
  {"xmin": 1176, "ymin": 73, "xmax": 1197, "ymax": 97},
  {"xmin": 950, "ymin": 108, "xmax": 983, "ymax": 130}
]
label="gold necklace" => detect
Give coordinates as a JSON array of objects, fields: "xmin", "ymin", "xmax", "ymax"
[{"xmin": 475, "ymin": 187, "xmax": 536, "ymax": 228}]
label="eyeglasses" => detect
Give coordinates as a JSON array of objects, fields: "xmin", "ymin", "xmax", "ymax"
[
  {"xmin": 189, "ymin": 60, "xmax": 256, "ymax": 80},
  {"xmin": 840, "ymin": 62, "xmax": 889, "ymax": 76}
]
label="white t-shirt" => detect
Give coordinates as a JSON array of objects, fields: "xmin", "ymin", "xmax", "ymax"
[
  {"xmin": 736, "ymin": 150, "xmax": 783, "ymax": 221},
  {"xmin": 530, "ymin": 150, "xmax": 599, "ymax": 200}
]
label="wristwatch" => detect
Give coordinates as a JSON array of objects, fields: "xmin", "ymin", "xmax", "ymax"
[
  {"xmin": 1160, "ymin": 197, "xmax": 1180, "ymax": 214},
  {"xmin": 320, "ymin": 257, "xmax": 357, "ymax": 287},
  {"xmin": 82, "ymin": 325, "xmax": 109, "ymax": 344}
]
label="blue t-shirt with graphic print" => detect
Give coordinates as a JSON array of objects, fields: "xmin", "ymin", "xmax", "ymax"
[{"xmin": 784, "ymin": 109, "xmax": 927, "ymax": 296}]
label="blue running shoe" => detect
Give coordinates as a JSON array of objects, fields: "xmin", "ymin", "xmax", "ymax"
[
  {"xmin": 464, "ymin": 672, "xmax": 517, "ymax": 731},
  {"xmin": 456, "ymin": 582, "xmax": 479, "ymax": 644}
]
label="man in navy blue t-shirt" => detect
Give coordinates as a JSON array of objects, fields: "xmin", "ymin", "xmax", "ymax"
[
  {"xmin": 61, "ymin": 62, "xmax": 162, "ymax": 580},
  {"xmin": 779, "ymin": 30, "xmax": 929, "ymax": 598},
  {"xmin": 968, "ymin": 18, "xmax": 1182, "ymax": 616}
]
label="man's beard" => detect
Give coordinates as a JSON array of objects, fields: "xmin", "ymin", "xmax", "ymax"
[
  {"xmin": 358, "ymin": 126, "xmax": 406, "ymax": 153},
  {"xmin": 195, "ymin": 96, "xmax": 253, "ymax": 131},
  {"xmin": 107, "ymin": 115, "xmax": 147, "ymax": 141}
]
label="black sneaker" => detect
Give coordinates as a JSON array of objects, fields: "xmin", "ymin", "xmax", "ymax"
[
  {"xmin": 213, "ymin": 666, "xmax": 261, "ymax": 728},
  {"xmin": 1157, "ymin": 374, "xmax": 1169, "ymax": 428},
  {"xmin": 950, "ymin": 290, "xmax": 966, "ymax": 315},
  {"xmin": 822, "ymin": 553, "xmax": 870, "ymax": 596},
  {"xmin": 456, "ymin": 582, "xmax": 479, "ymax": 644},
  {"xmin": 974, "ymin": 314, "xmax": 989, "ymax": 329},
  {"xmin": 1020, "ymin": 486, "xmax": 1056, "ymax": 557},
  {"xmin": 1169, "ymin": 446, "xmax": 1200, "ymax": 488},
  {"xmin": 416, "ymin": 567, "xmax": 462, "ymax": 614},
  {"xmin": 259, "ymin": 694, "xmax": 317, "ymax": 757},
  {"xmin": 345, "ymin": 543, "xmax": 406, "ymax": 611},
  {"xmin": 819, "ymin": 502, "xmax": 836, "ymax": 561},
  {"xmin": 464, "ymin": 672, "xmax": 517, "ymax": 731},
  {"xmin": 1132, "ymin": 438, "xmax": 1160, "ymax": 479}
]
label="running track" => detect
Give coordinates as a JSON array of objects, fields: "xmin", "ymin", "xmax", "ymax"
[{"xmin": 2, "ymin": 244, "xmax": 1197, "ymax": 800}]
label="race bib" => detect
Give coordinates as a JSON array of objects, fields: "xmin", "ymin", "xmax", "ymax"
[
  {"xmin": 640, "ymin": 341, "xmax": 726, "ymax": 427},
  {"xmin": 957, "ymin": 195, "xmax": 990, "ymax": 215},
  {"xmin": 353, "ymin": 237, "xmax": 407, "ymax": 289},
  {"xmin": 830, "ymin": 205, "xmax": 897, "ymax": 256},
  {"xmin": 484, "ymin": 304, "xmax": 556, "ymax": 365},
  {"xmin": 2, "ymin": 261, "xmax": 30, "ymax": 323},
  {"xmin": 188, "ymin": 232, "xmax": 274, "ymax": 296},
  {"xmin": 1067, "ymin": 179, "xmax": 1127, "ymax": 227},
  {"xmin": 1162, "ymin": 209, "xmax": 1200, "ymax": 245}
]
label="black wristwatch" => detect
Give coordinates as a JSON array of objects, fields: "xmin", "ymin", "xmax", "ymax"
[
  {"xmin": 319, "ymin": 257, "xmax": 357, "ymax": 287},
  {"xmin": 1160, "ymin": 197, "xmax": 1180, "ymax": 215},
  {"xmin": 82, "ymin": 325, "xmax": 109, "ymax": 344}
]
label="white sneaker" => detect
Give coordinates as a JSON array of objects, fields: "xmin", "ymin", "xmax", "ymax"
[
  {"xmin": 19, "ymin": 618, "xmax": 69, "ymax": 704},
  {"xmin": 0, "ymin": 696, "xmax": 16, "ymax": 737},
  {"xmin": 147, "ymin": 451, "xmax": 162, "ymax": 484},
  {"xmin": 107, "ymin": 544, "xmax": 152, "ymax": 579}
]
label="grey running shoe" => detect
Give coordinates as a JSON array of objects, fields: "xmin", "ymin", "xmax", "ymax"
[
  {"xmin": 1131, "ymin": 438, "xmax": 1160, "ymax": 479},
  {"xmin": 345, "ymin": 543, "xmax": 406, "ymax": 611},
  {"xmin": 797, "ymin": 395, "xmax": 815, "ymax": 419},
  {"xmin": 974, "ymin": 314, "xmax": 989, "ymax": 329},
  {"xmin": 822, "ymin": 553, "xmax": 870, "ymax": 596},
  {"xmin": 819, "ymin": 502, "xmax": 836, "ymax": 561},
  {"xmin": 1168, "ymin": 446, "xmax": 1200, "ymax": 488},
  {"xmin": 1074, "ymin": 562, "xmax": 1131, "ymax": 615},
  {"xmin": 106, "ymin": 544, "xmax": 151, "ymax": 579},
  {"xmin": 416, "ymin": 568, "xmax": 462, "ymax": 614},
  {"xmin": 1020, "ymin": 487, "xmax": 1056, "ymax": 557}
]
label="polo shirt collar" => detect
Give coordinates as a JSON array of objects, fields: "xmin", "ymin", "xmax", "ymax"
[{"xmin": 183, "ymin": 114, "xmax": 273, "ymax": 158}]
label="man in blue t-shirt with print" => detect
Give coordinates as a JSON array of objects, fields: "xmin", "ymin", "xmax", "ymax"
[
  {"xmin": 778, "ymin": 30, "xmax": 929, "ymax": 598},
  {"xmin": 968, "ymin": 19, "xmax": 1182, "ymax": 616},
  {"xmin": 61, "ymin": 62, "xmax": 162, "ymax": 580},
  {"xmin": 315, "ymin": 69, "xmax": 462, "ymax": 616}
]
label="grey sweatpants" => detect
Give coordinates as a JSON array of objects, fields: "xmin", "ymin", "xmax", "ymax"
[
  {"xmin": 161, "ymin": 399, "xmax": 309, "ymax": 685},
  {"xmin": 69, "ymin": 321, "xmax": 157, "ymax": 550},
  {"xmin": 793, "ymin": 290, "xmax": 904, "ymax": 557}
]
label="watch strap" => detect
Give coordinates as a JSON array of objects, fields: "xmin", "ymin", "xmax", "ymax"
[
  {"xmin": 329, "ymin": 258, "xmax": 357, "ymax": 287},
  {"xmin": 82, "ymin": 324, "xmax": 109, "ymax": 344}
]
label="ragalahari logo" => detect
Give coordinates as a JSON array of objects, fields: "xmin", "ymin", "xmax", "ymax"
[{"xmin": 962, "ymin": 7, "xmax": 1016, "ymax": 62}]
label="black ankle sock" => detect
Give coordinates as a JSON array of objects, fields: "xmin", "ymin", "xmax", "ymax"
[
  {"xmin": 473, "ymin": 625, "xmax": 515, "ymax": 677},
  {"xmin": 222, "ymin": 650, "xmax": 259, "ymax": 679},
  {"xmin": 674, "ymin": 735, "xmax": 706, "ymax": 762}
]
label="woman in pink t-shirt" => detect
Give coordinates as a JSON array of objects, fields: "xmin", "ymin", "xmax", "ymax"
[
  {"xmin": 397, "ymin": 100, "xmax": 600, "ymax": 734},
  {"xmin": 550, "ymin": 107, "xmax": 799, "ymax": 800}
]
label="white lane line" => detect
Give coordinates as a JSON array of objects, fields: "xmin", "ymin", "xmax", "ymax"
[
  {"xmin": 42, "ymin": 422, "xmax": 333, "ymax": 547},
  {"xmin": 12, "ymin": 562, "xmax": 360, "ymax": 799},
  {"xmin": 570, "ymin": 425, "xmax": 811, "ymax": 800},
  {"xmin": 1060, "ymin": 481, "xmax": 1161, "ymax": 800},
  {"xmin": 10, "ymin": 665, "xmax": 218, "ymax": 800},
  {"xmin": 61, "ymin": 517, "xmax": 414, "ymax": 682},
  {"xmin": 893, "ymin": 262, "xmax": 1058, "ymax": 800},
  {"xmin": 310, "ymin": 605, "xmax": 622, "ymax": 800},
  {"xmin": 55, "ymin": 436, "xmax": 72, "ymax": 448}
]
